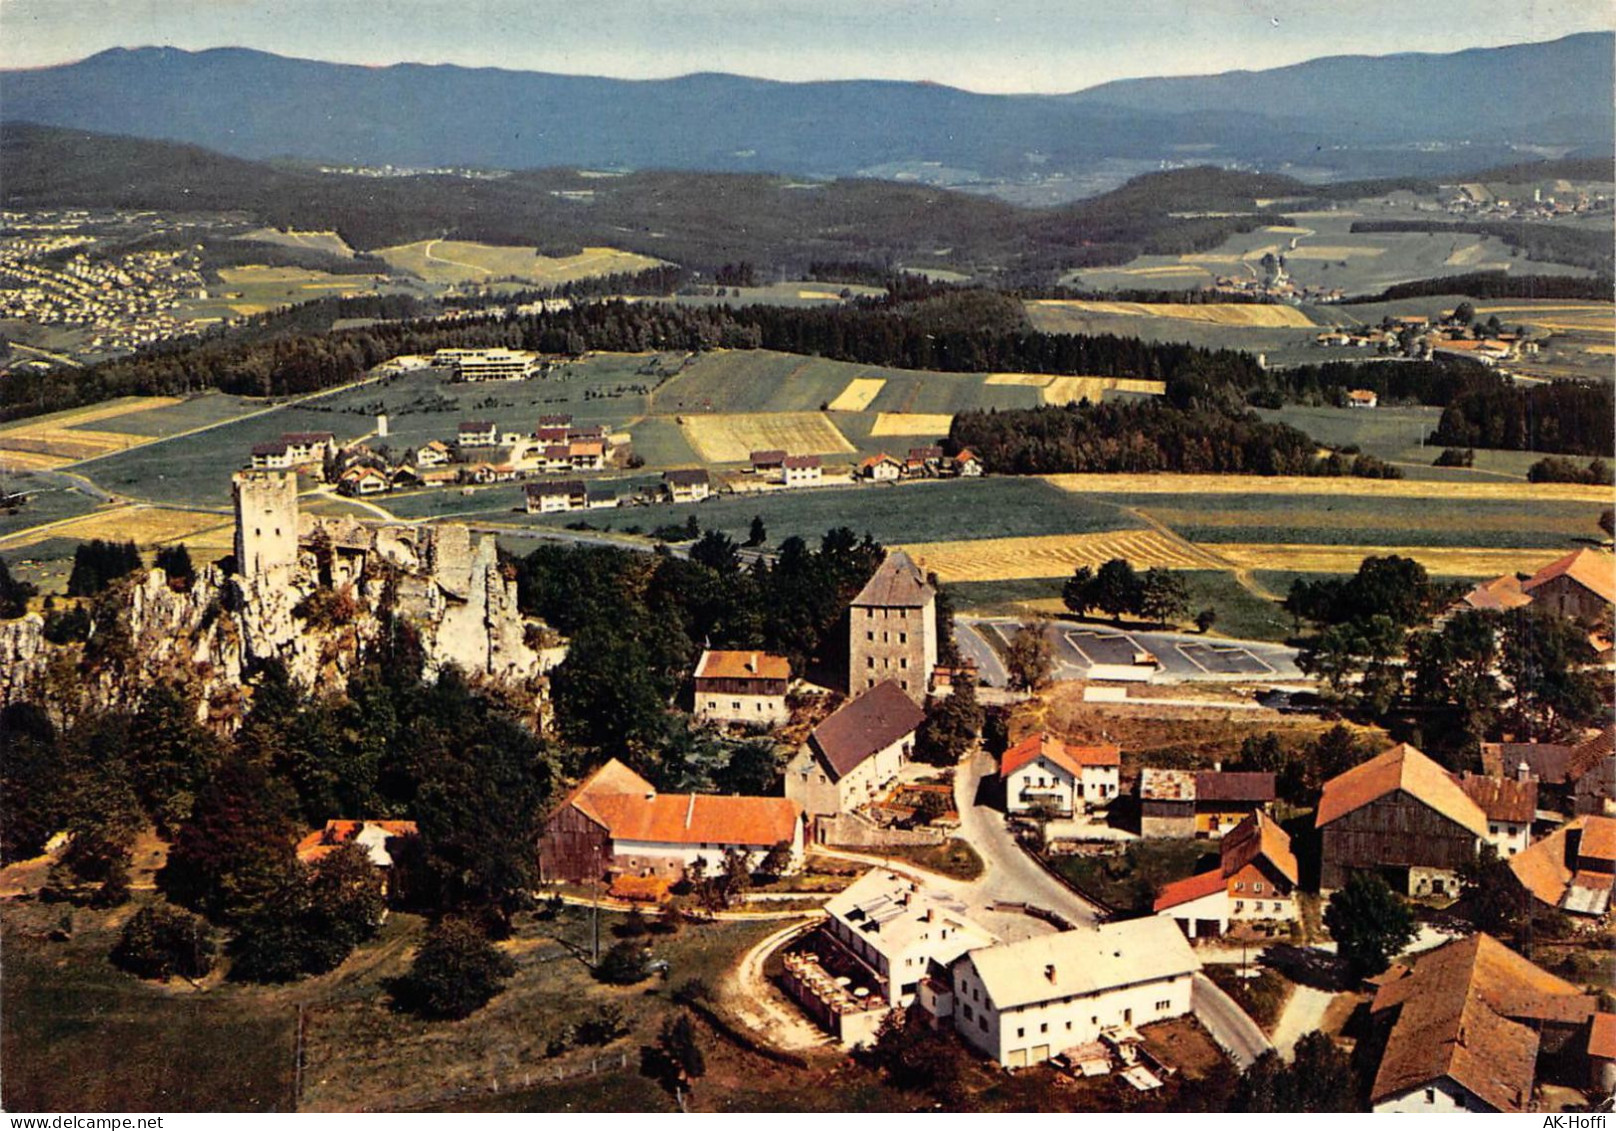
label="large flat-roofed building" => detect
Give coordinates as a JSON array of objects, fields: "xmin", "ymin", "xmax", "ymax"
[
  {"xmin": 848, "ymin": 550, "xmax": 936, "ymax": 702},
  {"xmin": 692, "ymin": 649, "xmax": 790, "ymax": 727},
  {"xmin": 949, "ymin": 917, "xmax": 1200, "ymax": 1069},
  {"xmin": 433, "ymin": 347, "xmax": 544, "ymax": 381}
]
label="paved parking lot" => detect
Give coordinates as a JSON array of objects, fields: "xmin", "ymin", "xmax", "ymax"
[
  {"xmin": 1176, "ymin": 641, "xmax": 1275, "ymax": 676},
  {"xmin": 964, "ymin": 616, "xmax": 1303, "ymax": 684}
]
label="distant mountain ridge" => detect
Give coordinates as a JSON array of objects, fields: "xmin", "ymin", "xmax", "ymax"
[{"xmin": 1, "ymin": 34, "xmax": 1610, "ymax": 195}]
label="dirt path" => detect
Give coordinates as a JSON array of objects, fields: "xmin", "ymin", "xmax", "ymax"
[
  {"xmin": 423, "ymin": 238, "xmax": 493, "ymax": 278},
  {"xmin": 1270, "ymin": 984, "xmax": 1336, "ymax": 1058},
  {"xmin": 720, "ymin": 918, "xmax": 830, "ymax": 1052}
]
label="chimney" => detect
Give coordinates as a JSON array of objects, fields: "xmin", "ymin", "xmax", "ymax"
[
  {"xmin": 749, "ymin": 652, "xmax": 759, "ymax": 674},
  {"xmin": 685, "ymin": 793, "xmax": 696, "ymax": 828},
  {"xmin": 1516, "ymin": 760, "xmax": 1532, "ymax": 784},
  {"xmin": 1213, "ymin": 760, "xmax": 1223, "ymax": 772},
  {"xmin": 1045, "ymin": 964, "xmax": 1057, "ymax": 982}
]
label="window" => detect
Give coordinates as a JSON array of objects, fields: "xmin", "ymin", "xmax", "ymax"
[
  {"xmin": 1156, "ymin": 1000, "xmax": 1170, "ymax": 1011},
  {"xmin": 1016, "ymin": 1027, "xmax": 1024, "ymax": 1039},
  {"xmin": 882, "ymin": 632, "xmax": 889, "ymax": 643},
  {"xmin": 1123, "ymin": 1009, "xmax": 1132, "ymax": 1024},
  {"xmin": 962, "ymin": 1004, "xmax": 973, "ymax": 1021},
  {"xmin": 732, "ymin": 701, "xmax": 740, "ymax": 711},
  {"xmin": 867, "ymin": 657, "xmax": 875, "ymax": 668},
  {"xmin": 1235, "ymin": 901, "xmax": 1244, "ymax": 912},
  {"xmin": 1235, "ymin": 882, "xmax": 1244, "ymax": 891},
  {"xmin": 979, "ymin": 1015, "xmax": 987, "ymax": 1031},
  {"xmin": 900, "ymin": 658, "xmax": 908, "ymax": 670},
  {"xmin": 1425, "ymin": 1089, "xmax": 1436, "ymax": 1105},
  {"xmin": 1490, "ymin": 824, "xmax": 1499, "ymax": 835},
  {"xmin": 899, "ymin": 632, "xmax": 907, "ymax": 644},
  {"xmin": 1065, "ymin": 1021, "xmax": 1072, "ymax": 1031},
  {"xmin": 901, "ymin": 681, "xmax": 909, "ymax": 691},
  {"xmin": 867, "ymin": 631, "xmax": 874, "ymax": 641},
  {"xmin": 1253, "ymin": 882, "xmax": 1263, "ymax": 893}
]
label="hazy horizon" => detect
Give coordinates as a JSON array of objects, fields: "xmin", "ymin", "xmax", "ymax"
[{"xmin": 2, "ymin": 0, "xmax": 1612, "ymax": 95}]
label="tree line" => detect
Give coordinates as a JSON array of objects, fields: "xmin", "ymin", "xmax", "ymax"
[
  {"xmin": 1428, "ymin": 377, "xmax": 1614, "ymax": 456},
  {"xmin": 1348, "ymin": 219, "xmax": 1615, "ymax": 275},
  {"xmin": 1350, "ymin": 270, "xmax": 1614, "ymax": 303}
]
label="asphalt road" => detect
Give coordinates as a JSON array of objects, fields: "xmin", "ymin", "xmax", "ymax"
[
  {"xmin": 952, "ymin": 747, "xmax": 1102, "ymax": 927},
  {"xmin": 1191, "ymin": 971, "xmax": 1275, "ymax": 1070}
]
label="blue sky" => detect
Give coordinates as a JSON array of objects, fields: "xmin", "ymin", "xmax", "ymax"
[{"xmin": 2, "ymin": 0, "xmax": 1611, "ymax": 93}]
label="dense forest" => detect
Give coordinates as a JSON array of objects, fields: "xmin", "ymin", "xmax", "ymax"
[
  {"xmin": 1428, "ymin": 377, "xmax": 1616, "ymax": 455},
  {"xmin": 1350, "ymin": 270, "xmax": 1615, "ymax": 303},
  {"xmin": 947, "ymin": 399, "xmax": 1401, "ymax": 477}
]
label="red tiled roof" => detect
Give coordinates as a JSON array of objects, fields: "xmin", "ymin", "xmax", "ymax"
[
  {"xmin": 1461, "ymin": 574, "xmax": 1532, "ymax": 611},
  {"xmin": 1153, "ymin": 868, "xmax": 1224, "ymax": 912},
  {"xmin": 1567, "ymin": 725, "xmax": 1615, "ymax": 783},
  {"xmin": 1220, "ymin": 811, "xmax": 1298, "ymax": 885},
  {"xmin": 1590, "ymin": 1012, "xmax": 1616, "ymax": 1061},
  {"xmin": 694, "ymin": 649, "xmax": 790, "ymax": 682},
  {"xmin": 1001, "ymin": 732, "xmax": 1121, "ymax": 779},
  {"xmin": 1316, "ymin": 743, "xmax": 1487, "ymax": 837},
  {"xmin": 1194, "ymin": 771, "xmax": 1275, "ymax": 804},
  {"xmin": 1580, "ymin": 814, "xmax": 1616, "ymax": 864},
  {"xmin": 1522, "ymin": 548, "xmax": 1616, "ymax": 605},
  {"xmin": 296, "ymin": 819, "xmax": 418, "ymax": 863},
  {"xmin": 1457, "ymin": 773, "xmax": 1537, "ymax": 825},
  {"xmin": 585, "ymin": 791, "xmax": 800, "ymax": 848}
]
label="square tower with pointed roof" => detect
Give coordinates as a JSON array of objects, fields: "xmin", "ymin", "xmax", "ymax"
[{"xmin": 848, "ymin": 549, "xmax": 936, "ymax": 702}]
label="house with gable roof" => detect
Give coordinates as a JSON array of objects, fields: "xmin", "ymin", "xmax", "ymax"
[
  {"xmin": 1000, "ymin": 732, "xmax": 1121, "ymax": 817},
  {"xmin": 784, "ymin": 680, "xmax": 926, "ymax": 818},
  {"xmin": 692, "ymin": 648, "xmax": 790, "ymax": 727},
  {"xmin": 1508, "ymin": 814, "xmax": 1616, "ymax": 918},
  {"xmin": 537, "ymin": 758, "xmax": 803, "ymax": 883},
  {"xmin": 1521, "ymin": 548, "xmax": 1615, "ymax": 624},
  {"xmin": 1316, "ymin": 742, "xmax": 1488, "ymax": 894},
  {"xmin": 1153, "ymin": 811, "xmax": 1300, "ymax": 939},
  {"xmin": 1364, "ymin": 934, "xmax": 1596, "ymax": 1112}
]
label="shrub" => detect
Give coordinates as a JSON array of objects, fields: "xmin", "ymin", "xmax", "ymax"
[
  {"xmin": 393, "ymin": 917, "xmax": 515, "ymax": 1020},
  {"xmin": 594, "ymin": 939, "xmax": 651, "ymax": 985},
  {"xmin": 111, "ymin": 905, "xmax": 217, "ymax": 981}
]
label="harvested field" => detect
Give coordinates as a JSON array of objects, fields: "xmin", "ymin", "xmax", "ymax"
[
  {"xmin": 869, "ymin": 413, "xmax": 955, "ymax": 437},
  {"xmin": 0, "ymin": 450, "xmax": 73, "ymax": 471},
  {"xmin": 1212, "ymin": 543, "xmax": 1565, "ymax": 577},
  {"xmin": 1041, "ymin": 376, "xmax": 1166, "ymax": 404},
  {"xmin": 1025, "ymin": 300, "xmax": 1317, "ymax": 328},
  {"xmin": 1044, "ymin": 473, "xmax": 1609, "ymax": 504},
  {"xmin": 826, "ymin": 377, "xmax": 886, "ymax": 412},
  {"xmin": 0, "ymin": 397, "xmax": 186, "ymax": 466},
  {"xmin": 897, "ymin": 529, "xmax": 1230, "ymax": 583},
  {"xmin": 1473, "ymin": 303, "xmax": 1614, "ymax": 334},
  {"xmin": 240, "ymin": 228, "xmax": 355, "ymax": 258},
  {"xmin": 0, "ymin": 504, "xmax": 232, "ymax": 555},
  {"xmin": 1284, "ymin": 245, "xmax": 1386, "ymax": 260},
  {"xmin": 680, "ymin": 412, "xmax": 854, "ymax": 463}
]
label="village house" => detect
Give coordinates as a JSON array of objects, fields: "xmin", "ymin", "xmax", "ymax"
[
  {"xmin": 457, "ymin": 420, "xmax": 500, "ymax": 448},
  {"xmin": 537, "ymin": 759, "xmax": 803, "ymax": 884},
  {"xmin": 908, "ymin": 446, "xmax": 944, "ymax": 475},
  {"xmin": 946, "ymin": 448, "xmax": 984, "ymax": 477},
  {"xmin": 415, "ymin": 440, "xmax": 453, "ymax": 469},
  {"xmin": 1154, "ymin": 811, "xmax": 1300, "ymax": 939},
  {"xmin": 848, "ymin": 549, "xmax": 937, "ymax": 701},
  {"xmin": 1000, "ymin": 732, "xmax": 1121, "ymax": 817},
  {"xmin": 296, "ymin": 819, "xmax": 419, "ymax": 899},
  {"xmin": 692, "ymin": 648, "xmax": 790, "ymax": 728},
  {"xmin": 1570, "ymin": 726, "xmax": 1615, "ymax": 816},
  {"xmin": 338, "ymin": 465, "xmax": 390, "ymax": 496},
  {"xmin": 535, "ymin": 414, "xmax": 573, "ymax": 443},
  {"xmin": 859, "ymin": 453, "xmax": 903, "ymax": 482},
  {"xmin": 250, "ymin": 431, "xmax": 336, "ymax": 472},
  {"xmin": 1508, "ymin": 814, "xmax": 1616, "ymax": 918},
  {"xmin": 782, "ymin": 454, "xmax": 823, "ymax": 487},
  {"xmin": 1316, "ymin": 743, "xmax": 1485, "ymax": 895},
  {"xmin": 1520, "ymin": 547, "xmax": 1615, "ymax": 625},
  {"xmin": 1346, "ymin": 388, "xmax": 1379, "ymax": 409},
  {"xmin": 1137, "ymin": 769, "xmax": 1276, "ymax": 838},
  {"xmin": 1457, "ymin": 771, "xmax": 1536, "ymax": 856},
  {"xmin": 784, "ymin": 680, "xmax": 926, "ymax": 819},
  {"xmin": 662, "ymin": 468, "xmax": 711, "ymax": 503},
  {"xmin": 948, "ymin": 917, "xmax": 1201, "ymax": 1070},
  {"xmin": 1364, "ymin": 934, "xmax": 1596, "ymax": 1113},
  {"xmin": 565, "ymin": 439, "xmax": 606, "ymax": 471},
  {"xmin": 749, "ymin": 449, "xmax": 786, "ymax": 476},
  {"xmin": 783, "ymin": 870, "xmax": 999, "ymax": 1047},
  {"xmin": 525, "ymin": 479, "xmax": 588, "ymax": 514}
]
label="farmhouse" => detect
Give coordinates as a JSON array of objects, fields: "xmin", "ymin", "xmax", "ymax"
[
  {"xmin": 946, "ymin": 448, "xmax": 984, "ymax": 477},
  {"xmin": 1520, "ymin": 548, "xmax": 1615, "ymax": 624},
  {"xmin": 535, "ymin": 414, "xmax": 573, "ymax": 443},
  {"xmin": 749, "ymin": 449, "xmax": 786, "ymax": 474},
  {"xmin": 1154, "ymin": 811, "xmax": 1300, "ymax": 939},
  {"xmin": 1137, "ymin": 769, "xmax": 1276, "ymax": 838},
  {"xmin": 415, "ymin": 440, "xmax": 453, "ymax": 469},
  {"xmin": 1000, "ymin": 732, "xmax": 1121, "ymax": 817},
  {"xmin": 1458, "ymin": 573, "xmax": 1532, "ymax": 612},
  {"xmin": 537, "ymin": 759, "xmax": 803, "ymax": 884},
  {"xmin": 297, "ymin": 818, "xmax": 420, "ymax": 899},
  {"xmin": 1316, "ymin": 742, "xmax": 1485, "ymax": 894},
  {"xmin": 525, "ymin": 480, "xmax": 588, "ymax": 514},
  {"xmin": 251, "ymin": 431, "xmax": 337, "ymax": 471},
  {"xmin": 457, "ymin": 420, "xmax": 499, "ymax": 448},
  {"xmin": 1570, "ymin": 726, "xmax": 1615, "ymax": 816},
  {"xmin": 1508, "ymin": 814, "xmax": 1616, "ymax": 917},
  {"xmin": 692, "ymin": 648, "xmax": 790, "ymax": 728},
  {"xmin": 1346, "ymin": 388, "xmax": 1379, "ymax": 408},
  {"xmin": 338, "ymin": 465, "xmax": 390, "ymax": 496},
  {"xmin": 782, "ymin": 454, "xmax": 823, "ymax": 487},
  {"xmin": 848, "ymin": 549, "xmax": 937, "ymax": 701},
  {"xmin": 949, "ymin": 918, "xmax": 1201, "ymax": 1070},
  {"xmin": 1364, "ymin": 933, "xmax": 1595, "ymax": 1113},
  {"xmin": 662, "ymin": 468, "xmax": 711, "ymax": 503},
  {"xmin": 785, "ymin": 680, "xmax": 926, "ymax": 819},
  {"xmin": 859, "ymin": 453, "xmax": 903, "ymax": 482},
  {"xmin": 1457, "ymin": 771, "xmax": 1536, "ymax": 856}
]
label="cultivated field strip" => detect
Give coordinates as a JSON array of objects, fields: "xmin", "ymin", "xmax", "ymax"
[
  {"xmin": 1026, "ymin": 300, "xmax": 1318, "ymax": 328},
  {"xmin": 0, "ymin": 504, "xmax": 233, "ymax": 554},
  {"xmin": 1044, "ymin": 473, "xmax": 1611, "ymax": 504},
  {"xmin": 1213, "ymin": 543, "xmax": 1574, "ymax": 577},
  {"xmin": 826, "ymin": 377, "xmax": 886, "ymax": 411},
  {"xmin": 0, "ymin": 396, "xmax": 186, "ymax": 467},
  {"xmin": 679, "ymin": 411, "xmax": 855, "ymax": 463},
  {"xmin": 1040, "ymin": 376, "xmax": 1167, "ymax": 404},
  {"xmin": 869, "ymin": 413, "xmax": 956, "ymax": 437},
  {"xmin": 896, "ymin": 529, "xmax": 1233, "ymax": 583}
]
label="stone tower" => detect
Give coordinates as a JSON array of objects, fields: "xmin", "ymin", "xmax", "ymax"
[
  {"xmin": 232, "ymin": 471, "xmax": 299, "ymax": 579},
  {"xmin": 848, "ymin": 549, "xmax": 937, "ymax": 703}
]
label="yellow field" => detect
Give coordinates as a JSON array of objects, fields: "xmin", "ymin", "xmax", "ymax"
[
  {"xmin": 1583, "ymin": 344, "xmax": 1615, "ymax": 356},
  {"xmin": 826, "ymin": 378, "xmax": 886, "ymax": 412},
  {"xmin": 1213, "ymin": 544, "xmax": 1569, "ymax": 578},
  {"xmin": 796, "ymin": 290, "xmax": 844, "ymax": 301},
  {"xmin": 1261, "ymin": 226, "xmax": 1313, "ymax": 235},
  {"xmin": 869, "ymin": 413, "xmax": 956, "ymax": 437},
  {"xmin": 241, "ymin": 228, "xmax": 356, "ymax": 258},
  {"xmin": 897, "ymin": 529, "xmax": 1231, "ymax": 583},
  {"xmin": 984, "ymin": 374, "xmax": 1053, "ymax": 387},
  {"xmin": 1475, "ymin": 304, "xmax": 1615, "ymax": 334},
  {"xmin": 1041, "ymin": 376, "xmax": 1166, "ymax": 405},
  {"xmin": 1086, "ymin": 265, "xmax": 1211, "ymax": 278},
  {"xmin": 1044, "ymin": 473, "xmax": 1609, "ymax": 504},
  {"xmin": 1026, "ymin": 300, "xmax": 1316, "ymax": 328},
  {"xmin": 373, "ymin": 240, "xmax": 664, "ymax": 286},
  {"xmin": 1144, "ymin": 505, "xmax": 1598, "ymax": 541},
  {"xmin": 0, "ymin": 504, "xmax": 232, "ymax": 554},
  {"xmin": 0, "ymin": 397, "xmax": 184, "ymax": 467},
  {"xmin": 679, "ymin": 412, "xmax": 854, "ymax": 463}
]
